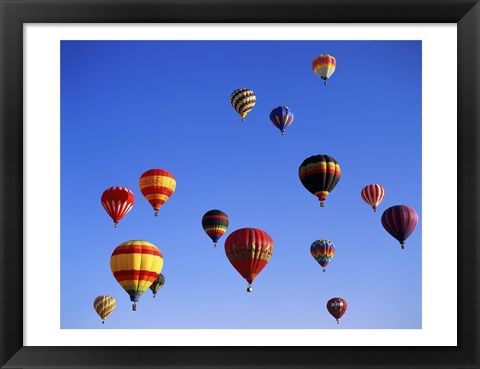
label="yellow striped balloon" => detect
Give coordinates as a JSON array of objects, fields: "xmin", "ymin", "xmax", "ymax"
[
  {"xmin": 139, "ymin": 169, "xmax": 176, "ymax": 216},
  {"xmin": 93, "ymin": 295, "xmax": 116, "ymax": 324},
  {"xmin": 110, "ymin": 240, "xmax": 163, "ymax": 311},
  {"xmin": 230, "ymin": 88, "xmax": 256, "ymax": 122}
]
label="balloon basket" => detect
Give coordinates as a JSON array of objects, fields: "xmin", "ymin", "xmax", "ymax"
[
  {"xmin": 154, "ymin": 211, "xmax": 159, "ymax": 217},
  {"xmin": 320, "ymin": 202, "xmax": 325, "ymax": 207},
  {"xmin": 132, "ymin": 303, "xmax": 137, "ymax": 311},
  {"xmin": 114, "ymin": 222, "xmax": 119, "ymax": 228},
  {"xmin": 323, "ymin": 269, "xmax": 326, "ymax": 272},
  {"xmin": 213, "ymin": 243, "xmax": 217, "ymax": 248},
  {"xmin": 102, "ymin": 321, "xmax": 105, "ymax": 324},
  {"xmin": 247, "ymin": 285, "xmax": 252, "ymax": 293}
]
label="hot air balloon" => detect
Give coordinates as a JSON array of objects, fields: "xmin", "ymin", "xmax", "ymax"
[
  {"xmin": 327, "ymin": 297, "xmax": 347, "ymax": 324},
  {"xmin": 361, "ymin": 184, "xmax": 385, "ymax": 212},
  {"xmin": 230, "ymin": 88, "xmax": 256, "ymax": 122},
  {"xmin": 139, "ymin": 169, "xmax": 176, "ymax": 217},
  {"xmin": 93, "ymin": 295, "xmax": 116, "ymax": 324},
  {"xmin": 110, "ymin": 240, "xmax": 163, "ymax": 311},
  {"xmin": 312, "ymin": 54, "xmax": 336, "ymax": 85},
  {"xmin": 381, "ymin": 205, "xmax": 418, "ymax": 249},
  {"xmin": 310, "ymin": 239, "xmax": 335, "ymax": 272},
  {"xmin": 202, "ymin": 209, "xmax": 229, "ymax": 247},
  {"xmin": 269, "ymin": 106, "xmax": 294, "ymax": 135},
  {"xmin": 298, "ymin": 155, "xmax": 341, "ymax": 207},
  {"xmin": 149, "ymin": 274, "xmax": 165, "ymax": 298},
  {"xmin": 224, "ymin": 228, "xmax": 274, "ymax": 292},
  {"xmin": 101, "ymin": 186, "xmax": 135, "ymax": 227}
]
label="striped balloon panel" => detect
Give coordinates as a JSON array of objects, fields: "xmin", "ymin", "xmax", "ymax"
[
  {"xmin": 361, "ymin": 184, "xmax": 385, "ymax": 211},
  {"xmin": 310, "ymin": 239, "xmax": 335, "ymax": 267},
  {"xmin": 312, "ymin": 54, "xmax": 336, "ymax": 79},
  {"xmin": 298, "ymin": 155, "xmax": 341, "ymax": 201},
  {"xmin": 224, "ymin": 228, "xmax": 274, "ymax": 284},
  {"xmin": 139, "ymin": 169, "xmax": 176, "ymax": 211},
  {"xmin": 93, "ymin": 295, "xmax": 116, "ymax": 321},
  {"xmin": 101, "ymin": 186, "xmax": 135, "ymax": 223},
  {"xmin": 110, "ymin": 240, "xmax": 163, "ymax": 302},
  {"xmin": 269, "ymin": 106, "xmax": 294, "ymax": 134},
  {"xmin": 230, "ymin": 88, "xmax": 256, "ymax": 119},
  {"xmin": 202, "ymin": 209, "xmax": 229, "ymax": 243},
  {"xmin": 149, "ymin": 273, "xmax": 165, "ymax": 294},
  {"xmin": 327, "ymin": 297, "xmax": 347, "ymax": 320},
  {"xmin": 381, "ymin": 205, "xmax": 418, "ymax": 246}
]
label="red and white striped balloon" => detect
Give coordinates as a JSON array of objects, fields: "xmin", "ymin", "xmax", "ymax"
[
  {"xmin": 360, "ymin": 184, "xmax": 385, "ymax": 212},
  {"xmin": 101, "ymin": 186, "xmax": 135, "ymax": 227}
]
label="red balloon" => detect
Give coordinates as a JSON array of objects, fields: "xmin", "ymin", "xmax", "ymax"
[
  {"xmin": 101, "ymin": 186, "xmax": 135, "ymax": 227},
  {"xmin": 224, "ymin": 228, "xmax": 274, "ymax": 292},
  {"xmin": 326, "ymin": 297, "xmax": 347, "ymax": 324}
]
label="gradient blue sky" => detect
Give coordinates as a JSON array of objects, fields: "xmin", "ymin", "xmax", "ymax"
[{"xmin": 60, "ymin": 40, "xmax": 421, "ymax": 329}]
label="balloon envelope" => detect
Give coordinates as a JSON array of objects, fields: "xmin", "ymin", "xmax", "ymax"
[
  {"xmin": 312, "ymin": 54, "xmax": 336, "ymax": 84},
  {"xmin": 381, "ymin": 205, "xmax": 418, "ymax": 248},
  {"xmin": 327, "ymin": 297, "xmax": 347, "ymax": 323},
  {"xmin": 101, "ymin": 186, "xmax": 135, "ymax": 227},
  {"xmin": 269, "ymin": 106, "xmax": 294, "ymax": 135},
  {"xmin": 110, "ymin": 240, "xmax": 163, "ymax": 310},
  {"xmin": 139, "ymin": 169, "xmax": 176, "ymax": 216},
  {"xmin": 310, "ymin": 239, "xmax": 335, "ymax": 271},
  {"xmin": 149, "ymin": 273, "xmax": 165, "ymax": 297},
  {"xmin": 299, "ymin": 154, "xmax": 341, "ymax": 207},
  {"xmin": 361, "ymin": 184, "xmax": 385, "ymax": 212},
  {"xmin": 224, "ymin": 228, "xmax": 274, "ymax": 289},
  {"xmin": 93, "ymin": 295, "xmax": 116, "ymax": 323},
  {"xmin": 230, "ymin": 88, "xmax": 256, "ymax": 121},
  {"xmin": 202, "ymin": 209, "xmax": 229, "ymax": 246}
]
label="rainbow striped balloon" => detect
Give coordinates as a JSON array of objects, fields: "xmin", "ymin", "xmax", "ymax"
[
  {"xmin": 201, "ymin": 209, "xmax": 229, "ymax": 247},
  {"xmin": 312, "ymin": 54, "xmax": 336, "ymax": 85},
  {"xmin": 269, "ymin": 106, "xmax": 294, "ymax": 135},
  {"xmin": 93, "ymin": 295, "xmax": 116, "ymax": 324},
  {"xmin": 230, "ymin": 88, "xmax": 256, "ymax": 122},
  {"xmin": 361, "ymin": 184, "xmax": 385, "ymax": 212},
  {"xmin": 310, "ymin": 239, "xmax": 335, "ymax": 272},
  {"xmin": 110, "ymin": 240, "xmax": 163, "ymax": 310},
  {"xmin": 139, "ymin": 169, "xmax": 176, "ymax": 217},
  {"xmin": 381, "ymin": 205, "xmax": 418, "ymax": 249}
]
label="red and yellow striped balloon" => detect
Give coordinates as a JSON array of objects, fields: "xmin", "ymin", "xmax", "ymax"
[
  {"xmin": 139, "ymin": 169, "xmax": 176, "ymax": 216},
  {"xmin": 110, "ymin": 240, "xmax": 163, "ymax": 311},
  {"xmin": 93, "ymin": 295, "xmax": 116, "ymax": 324},
  {"xmin": 312, "ymin": 54, "xmax": 336, "ymax": 85}
]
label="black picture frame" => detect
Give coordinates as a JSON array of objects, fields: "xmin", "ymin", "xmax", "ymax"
[{"xmin": 1, "ymin": 1, "xmax": 478, "ymax": 368}]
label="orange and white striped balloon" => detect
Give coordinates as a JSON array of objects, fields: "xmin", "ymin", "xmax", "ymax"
[
  {"xmin": 139, "ymin": 169, "xmax": 176, "ymax": 216},
  {"xmin": 312, "ymin": 54, "xmax": 336, "ymax": 85},
  {"xmin": 361, "ymin": 184, "xmax": 385, "ymax": 212}
]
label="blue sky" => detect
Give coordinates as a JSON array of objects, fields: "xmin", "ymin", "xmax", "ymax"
[{"xmin": 60, "ymin": 40, "xmax": 421, "ymax": 329}]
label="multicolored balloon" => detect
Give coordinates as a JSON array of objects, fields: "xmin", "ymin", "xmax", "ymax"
[
  {"xmin": 327, "ymin": 297, "xmax": 347, "ymax": 324},
  {"xmin": 381, "ymin": 205, "xmax": 418, "ymax": 249},
  {"xmin": 149, "ymin": 273, "xmax": 165, "ymax": 298},
  {"xmin": 110, "ymin": 240, "xmax": 163, "ymax": 311},
  {"xmin": 269, "ymin": 106, "xmax": 294, "ymax": 135},
  {"xmin": 224, "ymin": 228, "xmax": 274, "ymax": 292},
  {"xmin": 310, "ymin": 239, "xmax": 335, "ymax": 272},
  {"xmin": 93, "ymin": 295, "xmax": 116, "ymax": 324},
  {"xmin": 139, "ymin": 169, "xmax": 176, "ymax": 216},
  {"xmin": 230, "ymin": 88, "xmax": 256, "ymax": 122},
  {"xmin": 312, "ymin": 54, "xmax": 336, "ymax": 85},
  {"xmin": 201, "ymin": 209, "xmax": 229, "ymax": 247},
  {"xmin": 299, "ymin": 155, "xmax": 341, "ymax": 207},
  {"xmin": 101, "ymin": 186, "xmax": 135, "ymax": 227},
  {"xmin": 361, "ymin": 184, "xmax": 385, "ymax": 212}
]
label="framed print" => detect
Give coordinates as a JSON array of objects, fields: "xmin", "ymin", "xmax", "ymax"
[{"xmin": 0, "ymin": 0, "xmax": 479, "ymax": 368}]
